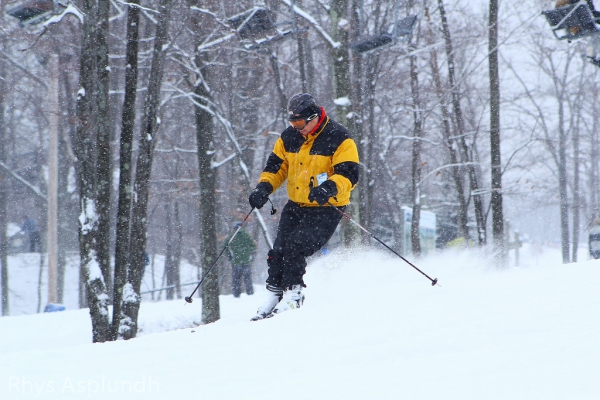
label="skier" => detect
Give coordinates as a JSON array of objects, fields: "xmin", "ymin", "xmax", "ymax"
[
  {"xmin": 227, "ymin": 222, "xmax": 256, "ymax": 298},
  {"xmin": 589, "ymin": 218, "xmax": 600, "ymax": 259},
  {"xmin": 248, "ymin": 93, "xmax": 360, "ymax": 320},
  {"xmin": 20, "ymin": 215, "xmax": 41, "ymax": 253}
]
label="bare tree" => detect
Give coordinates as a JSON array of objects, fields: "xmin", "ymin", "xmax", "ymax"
[
  {"xmin": 505, "ymin": 40, "xmax": 581, "ymax": 264},
  {"xmin": 330, "ymin": 0, "xmax": 361, "ymax": 245},
  {"xmin": 74, "ymin": 0, "xmax": 110, "ymax": 343},
  {"xmin": 410, "ymin": 44, "xmax": 423, "ymax": 257},
  {"xmin": 427, "ymin": 29, "xmax": 469, "ymax": 241},
  {"xmin": 194, "ymin": 70, "xmax": 220, "ymax": 324},
  {"xmin": 570, "ymin": 67, "xmax": 586, "ymax": 262},
  {"xmin": 96, "ymin": 0, "xmax": 113, "ymax": 294},
  {"xmin": 437, "ymin": 0, "xmax": 486, "ymax": 246},
  {"xmin": 0, "ymin": 42, "xmax": 8, "ymax": 316},
  {"xmin": 125, "ymin": 0, "xmax": 174, "ymax": 339},
  {"xmin": 164, "ymin": 202, "xmax": 182, "ymax": 299},
  {"xmin": 488, "ymin": 0, "xmax": 505, "ymax": 262},
  {"xmin": 112, "ymin": 0, "xmax": 141, "ymax": 341}
]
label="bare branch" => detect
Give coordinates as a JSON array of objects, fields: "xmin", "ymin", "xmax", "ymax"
[
  {"xmin": 278, "ymin": 0, "xmax": 340, "ymax": 49},
  {"xmin": 0, "ymin": 162, "xmax": 46, "ymax": 202}
]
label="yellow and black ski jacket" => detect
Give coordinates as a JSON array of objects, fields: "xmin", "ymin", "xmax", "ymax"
[{"xmin": 258, "ymin": 109, "xmax": 360, "ymax": 207}]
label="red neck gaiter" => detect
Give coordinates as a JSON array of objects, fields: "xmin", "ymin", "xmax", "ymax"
[{"xmin": 305, "ymin": 107, "xmax": 327, "ymax": 137}]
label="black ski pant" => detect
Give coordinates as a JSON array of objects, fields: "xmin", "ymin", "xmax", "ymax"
[
  {"xmin": 266, "ymin": 201, "xmax": 343, "ymax": 290},
  {"xmin": 232, "ymin": 264, "xmax": 254, "ymax": 297},
  {"xmin": 29, "ymin": 231, "xmax": 41, "ymax": 253}
]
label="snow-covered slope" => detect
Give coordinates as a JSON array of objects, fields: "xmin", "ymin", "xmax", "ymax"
[{"xmin": 1, "ymin": 246, "xmax": 599, "ymax": 399}]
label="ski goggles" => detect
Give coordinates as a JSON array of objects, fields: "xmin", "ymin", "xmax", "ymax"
[{"xmin": 288, "ymin": 113, "xmax": 318, "ymax": 130}]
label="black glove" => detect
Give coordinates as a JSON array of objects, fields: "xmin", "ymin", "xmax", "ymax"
[
  {"xmin": 308, "ymin": 180, "xmax": 338, "ymax": 206},
  {"xmin": 249, "ymin": 182, "xmax": 273, "ymax": 209}
]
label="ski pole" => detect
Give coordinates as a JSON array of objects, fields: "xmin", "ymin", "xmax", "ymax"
[
  {"xmin": 185, "ymin": 207, "xmax": 255, "ymax": 303},
  {"xmin": 328, "ymin": 202, "xmax": 439, "ymax": 287}
]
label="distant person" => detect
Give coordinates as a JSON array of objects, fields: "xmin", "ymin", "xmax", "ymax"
[
  {"xmin": 589, "ymin": 218, "xmax": 600, "ymax": 259},
  {"xmin": 227, "ymin": 222, "xmax": 257, "ymax": 298},
  {"xmin": 20, "ymin": 215, "xmax": 41, "ymax": 253}
]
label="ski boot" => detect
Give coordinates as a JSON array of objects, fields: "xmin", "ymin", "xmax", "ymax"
[
  {"xmin": 270, "ymin": 284, "xmax": 304, "ymax": 316},
  {"xmin": 250, "ymin": 285, "xmax": 283, "ymax": 321}
]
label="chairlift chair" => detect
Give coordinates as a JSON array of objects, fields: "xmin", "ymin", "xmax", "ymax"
[
  {"xmin": 227, "ymin": 6, "xmax": 309, "ymax": 52},
  {"xmin": 542, "ymin": 2, "xmax": 600, "ymax": 41},
  {"xmin": 228, "ymin": 7, "xmax": 276, "ymax": 40},
  {"xmin": 5, "ymin": 0, "xmax": 58, "ymax": 27},
  {"xmin": 351, "ymin": 14, "xmax": 418, "ymax": 54}
]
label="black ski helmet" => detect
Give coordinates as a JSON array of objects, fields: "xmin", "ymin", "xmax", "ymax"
[{"xmin": 287, "ymin": 93, "xmax": 319, "ymax": 121}]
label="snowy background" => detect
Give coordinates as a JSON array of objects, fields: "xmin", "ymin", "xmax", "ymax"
[{"xmin": 1, "ymin": 244, "xmax": 598, "ymax": 399}]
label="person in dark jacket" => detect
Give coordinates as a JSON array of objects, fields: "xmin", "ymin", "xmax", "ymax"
[
  {"xmin": 227, "ymin": 222, "xmax": 257, "ymax": 297},
  {"xmin": 248, "ymin": 93, "xmax": 360, "ymax": 320},
  {"xmin": 589, "ymin": 218, "xmax": 600, "ymax": 259},
  {"xmin": 20, "ymin": 215, "xmax": 41, "ymax": 253}
]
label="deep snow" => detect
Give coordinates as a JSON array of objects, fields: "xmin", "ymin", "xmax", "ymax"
[{"xmin": 0, "ymin": 244, "xmax": 599, "ymax": 399}]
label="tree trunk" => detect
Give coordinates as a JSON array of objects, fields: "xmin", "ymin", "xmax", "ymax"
[
  {"xmin": 37, "ymin": 254, "xmax": 44, "ymax": 313},
  {"xmin": 96, "ymin": 0, "xmax": 113, "ymax": 296},
  {"xmin": 571, "ymin": 72, "xmax": 585, "ymax": 262},
  {"xmin": 75, "ymin": 0, "xmax": 111, "ymax": 343},
  {"xmin": 56, "ymin": 121, "xmax": 69, "ymax": 304},
  {"xmin": 590, "ymin": 97, "xmax": 600, "ymax": 221},
  {"xmin": 194, "ymin": 76, "xmax": 219, "ymax": 324},
  {"xmin": 299, "ymin": 30, "xmax": 315, "ymax": 94},
  {"xmin": 349, "ymin": 0, "xmax": 370, "ymax": 233},
  {"xmin": 572, "ymin": 122, "xmax": 580, "ymax": 262},
  {"xmin": 330, "ymin": 0, "xmax": 361, "ymax": 245},
  {"xmin": 558, "ymin": 101, "xmax": 570, "ymax": 263},
  {"xmin": 58, "ymin": 57, "xmax": 77, "ymax": 304},
  {"xmin": 291, "ymin": 0, "xmax": 314, "ymax": 94},
  {"xmin": 489, "ymin": 0, "xmax": 505, "ymax": 262},
  {"xmin": 293, "ymin": 0, "xmax": 309, "ymax": 94},
  {"xmin": 363, "ymin": 56, "xmax": 380, "ymax": 235},
  {"xmin": 111, "ymin": 0, "xmax": 140, "ymax": 341},
  {"xmin": 165, "ymin": 203, "xmax": 177, "ymax": 300},
  {"xmin": 124, "ymin": 0, "xmax": 172, "ymax": 339},
  {"xmin": 410, "ymin": 55, "xmax": 422, "ymax": 257},
  {"xmin": 269, "ymin": 53, "xmax": 287, "ymax": 116},
  {"xmin": 173, "ymin": 201, "xmax": 182, "ymax": 299},
  {"xmin": 47, "ymin": 53, "xmax": 59, "ymax": 305},
  {"xmin": 0, "ymin": 53, "xmax": 8, "ymax": 316}
]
